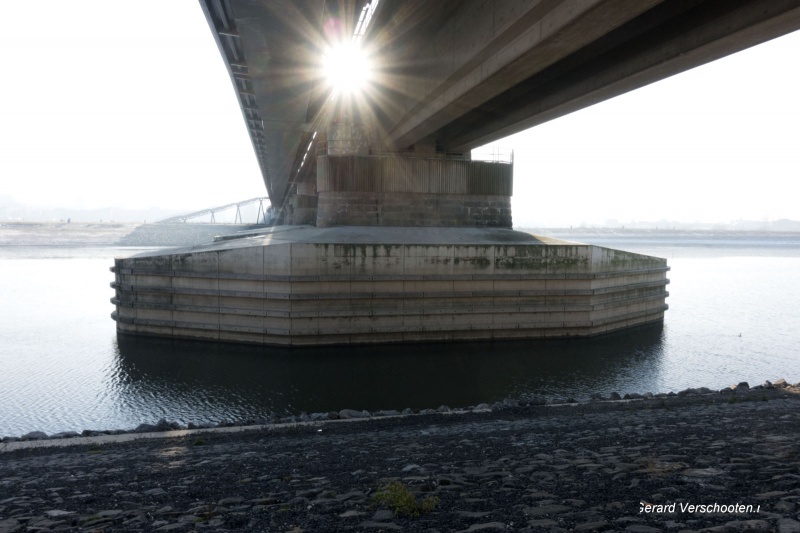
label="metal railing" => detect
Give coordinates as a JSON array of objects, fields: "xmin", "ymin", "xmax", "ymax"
[
  {"xmin": 471, "ymin": 146, "xmax": 514, "ymax": 164},
  {"xmin": 157, "ymin": 197, "xmax": 272, "ymax": 224}
]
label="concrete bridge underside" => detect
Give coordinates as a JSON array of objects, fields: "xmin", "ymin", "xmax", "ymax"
[
  {"xmin": 199, "ymin": 0, "xmax": 800, "ymax": 211},
  {"xmin": 111, "ymin": 1, "xmax": 799, "ymax": 346}
]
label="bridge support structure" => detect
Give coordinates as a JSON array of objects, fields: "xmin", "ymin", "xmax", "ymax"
[
  {"xmin": 115, "ymin": 0, "xmax": 800, "ymax": 345},
  {"xmin": 316, "ymin": 154, "xmax": 512, "ymax": 228},
  {"xmin": 111, "ymin": 123, "xmax": 670, "ymax": 346},
  {"xmin": 111, "ymin": 227, "xmax": 668, "ymax": 346}
]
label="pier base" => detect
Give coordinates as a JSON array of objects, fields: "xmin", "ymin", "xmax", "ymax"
[{"xmin": 111, "ymin": 226, "xmax": 669, "ymax": 346}]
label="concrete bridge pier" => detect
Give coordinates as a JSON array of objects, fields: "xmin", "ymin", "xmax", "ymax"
[
  {"xmin": 305, "ymin": 122, "xmax": 511, "ymax": 228},
  {"xmin": 111, "ymin": 226, "xmax": 670, "ymax": 346},
  {"xmin": 111, "ymin": 127, "xmax": 670, "ymax": 346},
  {"xmin": 108, "ymin": 0, "xmax": 800, "ymax": 345},
  {"xmin": 315, "ymin": 153, "xmax": 513, "ymax": 228}
]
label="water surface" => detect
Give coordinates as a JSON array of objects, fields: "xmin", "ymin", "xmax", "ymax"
[{"xmin": 1, "ymin": 235, "xmax": 799, "ymax": 436}]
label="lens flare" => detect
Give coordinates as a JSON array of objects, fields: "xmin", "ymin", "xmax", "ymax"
[{"xmin": 322, "ymin": 42, "xmax": 371, "ymax": 94}]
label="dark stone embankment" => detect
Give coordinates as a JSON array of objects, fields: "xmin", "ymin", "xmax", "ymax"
[{"xmin": 2, "ymin": 384, "xmax": 799, "ymax": 532}]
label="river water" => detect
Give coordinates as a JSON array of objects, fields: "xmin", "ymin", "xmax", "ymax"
[{"xmin": 1, "ymin": 233, "xmax": 799, "ymax": 436}]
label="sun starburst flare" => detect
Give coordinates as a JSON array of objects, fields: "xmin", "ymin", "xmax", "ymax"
[{"xmin": 322, "ymin": 42, "xmax": 372, "ymax": 95}]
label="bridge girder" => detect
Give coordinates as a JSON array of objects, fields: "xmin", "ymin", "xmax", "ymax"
[{"xmin": 201, "ymin": 0, "xmax": 800, "ymax": 207}]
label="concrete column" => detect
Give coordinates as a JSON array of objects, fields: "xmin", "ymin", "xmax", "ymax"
[
  {"xmin": 327, "ymin": 123, "xmax": 370, "ymax": 156},
  {"xmin": 316, "ymin": 154, "xmax": 513, "ymax": 228},
  {"xmin": 291, "ymin": 180, "xmax": 318, "ymax": 226}
]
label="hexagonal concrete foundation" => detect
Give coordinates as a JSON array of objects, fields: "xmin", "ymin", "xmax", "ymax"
[{"xmin": 111, "ymin": 226, "xmax": 669, "ymax": 346}]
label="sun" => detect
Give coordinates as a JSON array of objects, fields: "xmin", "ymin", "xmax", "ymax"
[{"xmin": 322, "ymin": 42, "xmax": 371, "ymax": 94}]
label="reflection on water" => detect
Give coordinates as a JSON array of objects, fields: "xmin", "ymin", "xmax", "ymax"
[{"xmin": 112, "ymin": 324, "xmax": 665, "ymax": 424}]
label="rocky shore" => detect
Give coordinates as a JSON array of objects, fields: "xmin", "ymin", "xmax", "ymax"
[{"xmin": 2, "ymin": 381, "xmax": 800, "ymax": 532}]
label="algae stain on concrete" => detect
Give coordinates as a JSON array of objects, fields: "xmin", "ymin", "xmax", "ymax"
[{"xmin": 453, "ymin": 257, "xmax": 491, "ymax": 268}]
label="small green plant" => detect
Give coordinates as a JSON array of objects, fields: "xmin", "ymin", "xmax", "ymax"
[
  {"xmin": 372, "ymin": 481, "xmax": 439, "ymax": 517},
  {"xmin": 728, "ymin": 396, "xmax": 738, "ymax": 404},
  {"xmin": 643, "ymin": 456, "xmax": 661, "ymax": 474},
  {"xmin": 195, "ymin": 505, "xmax": 215, "ymax": 523},
  {"xmin": 193, "ymin": 438, "xmax": 206, "ymax": 446},
  {"xmin": 642, "ymin": 454, "xmax": 678, "ymax": 475}
]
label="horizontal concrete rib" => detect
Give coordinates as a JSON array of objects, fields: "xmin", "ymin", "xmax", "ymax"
[
  {"xmin": 115, "ymin": 305, "xmax": 667, "ymax": 343},
  {"xmin": 111, "ymin": 289, "xmax": 666, "ymax": 317},
  {"xmin": 111, "ymin": 267, "xmax": 669, "ymax": 282},
  {"xmin": 111, "ymin": 278, "xmax": 667, "ymax": 302}
]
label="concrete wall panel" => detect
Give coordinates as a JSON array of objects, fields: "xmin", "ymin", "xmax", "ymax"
[
  {"xmin": 132, "ymin": 274, "xmax": 171, "ymax": 288},
  {"xmin": 176, "ymin": 328, "xmax": 220, "ymax": 341},
  {"xmin": 116, "ymin": 306, "xmax": 137, "ymax": 320},
  {"xmin": 173, "ymin": 276, "xmax": 218, "ymax": 291},
  {"xmin": 547, "ymin": 246, "xmax": 591, "ymax": 274},
  {"xmin": 494, "ymin": 245, "xmax": 549, "ymax": 273},
  {"xmin": 173, "ymin": 310, "xmax": 218, "ymax": 327},
  {"xmin": 133, "ymin": 324, "xmax": 174, "ymax": 338},
  {"xmin": 220, "ymin": 331, "xmax": 266, "ymax": 344},
  {"xmin": 218, "ymin": 279, "xmax": 264, "ymax": 293},
  {"xmin": 289, "ymin": 281, "xmax": 326, "ymax": 295},
  {"xmin": 351, "ymin": 245, "xmax": 405, "ymax": 276},
  {"xmin": 264, "ymin": 244, "xmax": 291, "ymax": 276},
  {"xmin": 171, "ymin": 252, "xmax": 219, "ymax": 274},
  {"xmin": 133, "ymin": 292, "xmax": 173, "ymax": 305},
  {"xmin": 403, "ymin": 280, "xmax": 455, "ymax": 294},
  {"xmin": 219, "ymin": 247, "xmax": 263, "ymax": 276},
  {"xmin": 356, "ymin": 298, "xmax": 405, "ymax": 311},
  {"xmin": 544, "ymin": 279, "xmax": 590, "ymax": 291},
  {"xmin": 452, "ymin": 245, "xmax": 495, "ymax": 275},
  {"xmin": 348, "ymin": 280, "xmax": 399, "ymax": 294},
  {"xmin": 290, "ymin": 317, "xmax": 319, "ymax": 335},
  {"xmin": 292, "ymin": 244, "xmax": 354, "ymax": 277},
  {"xmin": 174, "ymin": 294, "xmax": 219, "ymax": 309},
  {"xmin": 348, "ymin": 332, "xmax": 405, "ymax": 344},
  {"xmin": 142, "ymin": 309, "xmax": 173, "ymax": 322},
  {"xmin": 465, "ymin": 296, "xmax": 497, "ymax": 307},
  {"xmin": 219, "ymin": 313, "xmax": 264, "ymax": 329},
  {"xmin": 453, "ymin": 280, "xmax": 494, "ymax": 293}
]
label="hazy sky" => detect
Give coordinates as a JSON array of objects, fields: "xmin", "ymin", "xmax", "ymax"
[
  {"xmin": 1, "ymin": 2, "xmax": 798, "ymax": 226},
  {"xmin": 497, "ymin": 28, "xmax": 800, "ymax": 227}
]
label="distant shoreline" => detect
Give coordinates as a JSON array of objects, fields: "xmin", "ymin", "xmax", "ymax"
[
  {"xmin": 523, "ymin": 227, "xmax": 800, "ymax": 238},
  {"xmin": 2, "ymin": 221, "xmax": 799, "ymax": 247},
  {"xmin": 0, "ymin": 221, "xmax": 262, "ymax": 247},
  {"xmin": 0, "ymin": 221, "xmax": 143, "ymax": 246}
]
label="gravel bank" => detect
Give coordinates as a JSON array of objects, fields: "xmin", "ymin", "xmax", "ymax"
[{"xmin": 2, "ymin": 386, "xmax": 799, "ymax": 532}]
